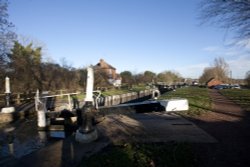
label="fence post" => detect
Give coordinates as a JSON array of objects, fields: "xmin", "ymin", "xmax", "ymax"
[
  {"xmin": 60, "ymin": 90, "xmax": 63, "ymax": 97},
  {"xmin": 68, "ymin": 94, "xmax": 72, "ymax": 110},
  {"xmin": 17, "ymin": 93, "xmax": 21, "ymax": 104},
  {"xmin": 35, "ymin": 90, "xmax": 39, "ymax": 111},
  {"xmin": 35, "ymin": 90, "xmax": 47, "ymax": 130}
]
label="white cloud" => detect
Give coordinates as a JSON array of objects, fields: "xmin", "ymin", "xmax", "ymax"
[
  {"xmin": 202, "ymin": 44, "xmax": 250, "ymax": 79},
  {"xmin": 228, "ymin": 54, "xmax": 250, "ymax": 79},
  {"xmin": 235, "ymin": 39, "xmax": 250, "ymax": 49},
  {"xmin": 203, "ymin": 46, "xmax": 219, "ymax": 52},
  {"xmin": 176, "ymin": 63, "xmax": 209, "ymax": 79},
  {"xmin": 177, "ymin": 56, "xmax": 249, "ymax": 79},
  {"xmin": 203, "ymin": 43, "xmax": 249, "ymax": 58}
]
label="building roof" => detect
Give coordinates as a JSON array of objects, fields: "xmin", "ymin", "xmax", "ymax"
[
  {"xmin": 95, "ymin": 59, "xmax": 116, "ymax": 70},
  {"xmin": 206, "ymin": 77, "xmax": 215, "ymax": 85},
  {"xmin": 206, "ymin": 77, "xmax": 223, "ymax": 87}
]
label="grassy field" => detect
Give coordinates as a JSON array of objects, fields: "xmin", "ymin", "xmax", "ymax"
[
  {"xmin": 101, "ymin": 89, "xmax": 133, "ymax": 96},
  {"xmin": 101, "ymin": 85, "xmax": 148, "ymax": 96},
  {"xmin": 81, "ymin": 143, "xmax": 195, "ymax": 167},
  {"xmin": 220, "ymin": 89, "xmax": 250, "ymax": 112},
  {"xmin": 160, "ymin": 87, "xmax": 212, "ymax": 116}
]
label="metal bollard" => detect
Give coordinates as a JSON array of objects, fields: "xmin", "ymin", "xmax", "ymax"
[
  {"xmin": 75, "ymin": 102, "xmax": 98, "ymax": 143},
  {"xmin": 78, "ymin": 101, "xmax": 95, "ymax": 133},
  {"xmin": 75, "ymin": 67, "xmax": 98, "ymax": 143}
]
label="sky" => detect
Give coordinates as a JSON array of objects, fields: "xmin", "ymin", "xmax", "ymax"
[{"xmin": 8, "ymin": 0, "xmax": 250, "ymax": 79}]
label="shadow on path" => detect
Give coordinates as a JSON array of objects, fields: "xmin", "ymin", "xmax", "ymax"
[{"xmin": 185, "ymin": 89, "xmax": 250, "ymax": 167}]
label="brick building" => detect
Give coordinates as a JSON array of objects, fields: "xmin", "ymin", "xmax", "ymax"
[
  {"xmin": 206, "ymin": 78, "xmax": 223, "ymax": 88},
  {"xmin": 94, "ymin": 59, "xmax": 121, "ymax": 86}
]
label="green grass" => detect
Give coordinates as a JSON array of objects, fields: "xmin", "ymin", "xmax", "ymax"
[
  {"xmin": 80, "ymin": 143, "xmax": 195, "ymax": 167},
  {"xmin": 130, "ymin": 85, "xmax": 149, "ymax": 92},
  {"xmin": 220, "ymin": 89, "xmax": 250, "ymax": 112},
  {"xmin": 56, "ymin": 94, "xmax": 85, "ymax": 102},
  {"xmin": 160, "ymin": 87, "xmax": 212, "ymax": 116},
  {"xmin": 101, "ymin": 89, "xmax": 132, "ymax": 96},
  {"xmin": 75, "ymin": 94, "xmax": 85, "ymax": 100},
  {"xmin": 101, "ymin": 85, "xmax": 148, "ymax": 97}
]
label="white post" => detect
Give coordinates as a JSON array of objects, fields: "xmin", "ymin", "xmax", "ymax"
[
  {"xmin": 38, "ymin": 108, "xmax": 47, "ymax": 130},
  {"xmin": 68, "ymin": 94, "xmax": 72, "ymax": 110},
  {"xmin": 37, "ymin": 103, "xmax": 47, "ymax": 130},
  {"xmin": 8, "ymin": 143, "xmax": 14, "ymax": 155},
  {"xmin": 75, "ymin": 66, "xmax": 98, "ymax": 143},
  {"xmin": 1, "ymin": 77, "xmax": 15, "ymax": 113},
  {"xmin": 5, "ymin": 77, "xmax": 11, "ymax": 93},
  {"xmin": 85, "ymin": 67, "xmax": 94, "ymax": 102},
  {"xmin": 38, "ymin": 131, "xmax": 47, "ymax": 143},
  {"xmin": 36, "ymin": 89, "xmax": 47, "ymax": 130},
  {"xmin": 35, "ymin": 89, "xmax": 40, "ymax": 111}
]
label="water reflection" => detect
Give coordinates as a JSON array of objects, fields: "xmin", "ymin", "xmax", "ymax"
[
  {"xmin": 49, "ymin": 131, "xmax": 66, "ymax": 139},
  {"xmin": 38, "ymin": 131, "xmax": 47, "ymax": 143},
  {"xmin": 0, "ymin": 126, "xmax": 15, "ymax": 157},
  {"xmin": 0, "ymin": 130, "xmax": 69, "ymax": 158},
  {"xmin": 8, "ymin": 143, "xmax": 14, "ymax": 155},
  {"xmin": 0, "ymin": 108, "xmax": 78, "ymax": 162},
  {"xmin": 0, "ymin": 118, "xmax": 69, "ymax": 159}
]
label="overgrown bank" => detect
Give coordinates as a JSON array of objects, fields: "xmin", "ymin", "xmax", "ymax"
[{"xmin": 80, "ymin": 143, "xmax": 195, "ymax": 167}]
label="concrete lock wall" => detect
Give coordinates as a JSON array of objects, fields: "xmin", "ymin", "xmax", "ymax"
[
  {"xmin": 112, "ymin": 95, "xmax": 120, "ymax": 106},
  {"xmin": 0, "ymin": 89, "xmax": 153, "ymax": 123},
  {"xmin": 139, "ymin": 90, "xmax": 144, "ymax": 98},
  {"xmin": 0, "ymin": 103, "xmax": 35, "ymax": 123},
  {"xmin": 100, "ymin": 90, "xmax": 152, "ymax": 107},
  {"xmin": 0, "ymin": 113, "xmax": 14, "ymax": 123},
  {"xmin": 132, "ymin": 92, "xmax": 137, "ymax": 100}
]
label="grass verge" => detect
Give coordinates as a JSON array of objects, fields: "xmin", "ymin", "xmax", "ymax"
[
  {"xmin": 101, "ymin": 85, "xmax": 148, "ymax": 96},
  {"xmin": 159, "ymin": 87, "xmax": 212, "ymax": 116},
  {"xmin": 220, "ymin": 89, "xmax": 250, "ymax": 112},
  {"xmin": 80, "ymin": 142, "xmax": 195, "ymax": 167}
]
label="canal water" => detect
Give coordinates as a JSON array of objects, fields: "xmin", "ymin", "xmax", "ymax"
[{"xmin": 0, "ymin": 116, "xmax": 68, "ymax": 159}]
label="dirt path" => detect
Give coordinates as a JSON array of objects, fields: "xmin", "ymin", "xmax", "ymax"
[{"xmin": 187, "ymin": 89, "xmax": 250, "ymax": 167}]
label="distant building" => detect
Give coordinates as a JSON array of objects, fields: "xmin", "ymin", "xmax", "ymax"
[
  {"xmin": 206, "ymin": 78, "xmax": 223, "ymax": 88},
  {"xmin": 94, "ymin": 59, "xmax": 122, "ymax": 87}
]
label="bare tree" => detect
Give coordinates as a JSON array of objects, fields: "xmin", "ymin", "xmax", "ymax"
[
  {"xmin": 213, "ymin": 57, "xmax": 230, "ymax": 82},
  {"xmin": 0, "ymin": 0, "xmax": 16, "ymax": 62},
  {"xmin": 0, "ymin": 0, "xmax": 16, "ymax": 87},
  {"xmin": 199, "ymin": 57, "xmax": 229, "ymax": 84},
  {"xmin": 156, "ymin": 71, "xmax": 181, "ymax": 85},
  {"xmin": 133, "ymin": 73, "xmax": 144, "ymax": 85},
  {"xmin": 143, "ymin": 71, "xmax": 156, "ymax": 83},
  {"xmin": 120, "ymin": 71, "xmax": 133, "ymax": 85},
  {"xmin": 94, "ymin": 69, "xmax": 110, "ymax": 89},
  {"xmin": 199, "ymin": 0, "xmax": 250, "ymax": 44},
  {"xmin": 199, "ymin": 67, "xmax": 217, "ymax": 84},
  {"xmin": 76, "ymin": 68, "xmax": 87, "ymax": 90}
]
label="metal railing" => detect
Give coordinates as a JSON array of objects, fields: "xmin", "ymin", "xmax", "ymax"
[{"xmin": 34, "ymin": 90, "xmax": 102, "ymax": 112}]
